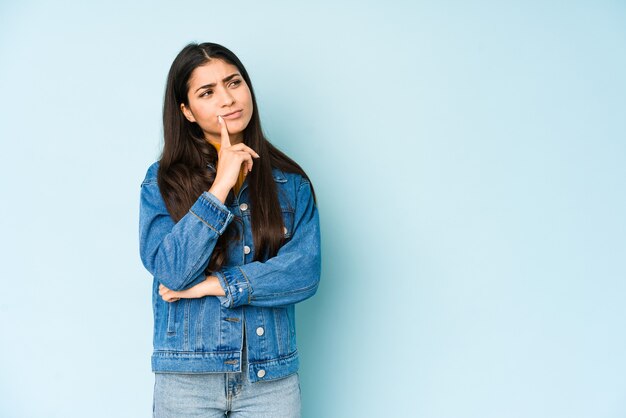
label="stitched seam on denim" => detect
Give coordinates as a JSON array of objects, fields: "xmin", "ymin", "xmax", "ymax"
[
  {"xmin": 274, "ymin": 308, "xmax": 283, "ymax": 355},
  {"xmin": 219, "ymin": 272, "xmax": 234, "ymax": 308},
  {"xmin": 166, "ymin": 301, "xmax": 176, "ymax": 334},
  {"xmin": 153, "ymin": 350, "xmax": 242, "ymax": 355},
  {"xmin": 252, "ymin": 281, "xmax": 318, "ymax": 300},
  {"xmin": 189, "ymin": 209, "xmax": 220, "ymax": 234},
  {"xmin": 286, "ymin": 308, "xmax": 292, "ymax": 350},
  {"xmin": 297, "ymin": 179, "xmax": 311, "ymax": 193},
  {"xmin": 297, "ymin": 180, "xmax": 313, "ymax": 211},
  {"xmin": 195, "ymin": 297, "xmax": 206, "ymax": 350},
  {"xmin": 183, "ymin": 299, "xmax": 190, "ymax": 351},
  {"xmin": 236, "ymin": 266, "xmax": 252, "ymax": 304},
  {"xmin": 248, "ymin": 348, "xmax": 298, "ymax": 365},
  {"xmin": 199, "ymin": 193, "xmax": 232, "ymax": 220}
]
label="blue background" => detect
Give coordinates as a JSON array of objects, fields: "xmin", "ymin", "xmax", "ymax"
[{"xmin": 1, "ymin": 1, "xmax": 625, "ymax": 417}]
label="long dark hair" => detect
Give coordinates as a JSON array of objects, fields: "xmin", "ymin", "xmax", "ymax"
[{"xmin": 158, "ymin": 42, "xmax": 315, "ymax": 272}]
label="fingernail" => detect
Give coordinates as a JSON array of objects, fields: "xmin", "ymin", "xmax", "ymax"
[{"xmin": 217, "ymin": 115, "xmax": 222, "ymax": 124}]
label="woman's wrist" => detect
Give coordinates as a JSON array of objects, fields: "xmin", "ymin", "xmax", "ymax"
[
  {"xmin": 205, "ymin": 275, "xmax": 226, "ymax": 296},
  {"xmin": 208, "ymin": 183, "xmax": 230, "ymax": 204}
]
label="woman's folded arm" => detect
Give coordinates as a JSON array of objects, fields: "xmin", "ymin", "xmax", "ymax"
[
  {"xmin": 213, "ymin": 179, "xmax": 321, "ymax": 308},
  {"xmin": 139, "ymin": 179, "xmax": 234, "ymax": 291}
]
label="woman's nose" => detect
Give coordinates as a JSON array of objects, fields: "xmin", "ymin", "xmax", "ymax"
[{"xmin": 220, "ymin": 90, "xmax": 235, "ymax": 106}]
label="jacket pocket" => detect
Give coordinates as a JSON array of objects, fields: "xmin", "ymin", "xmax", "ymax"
[
  {"xmin": 166, "ymin": 301, "xmax": 177, "ymax": 335},
  {"xmin": 285, "ymin": 306, "xmax": 296, "ymax": 351},
  {"xmin": 273, "ymin": 307, "xmax": 293, "ymax": 356}
]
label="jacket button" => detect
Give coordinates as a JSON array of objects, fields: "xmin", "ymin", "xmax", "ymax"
[
  {"xmin": 283, "ymin": 226, "xmax": 288, "ymax": 235},
  {"xmin": 256, "ymin": 327, "xmax": 264, "ymax": 336},
  {"xmin": 243, "ymin": 245, "xmax": 251, "ymax": 254},
  {"xmin": 257, "ymin": 369, "xmax": 266, "ymax": 378},
  {"xmin": 240, "ymin": 203, "xmax": 248, "ymax": 211}
]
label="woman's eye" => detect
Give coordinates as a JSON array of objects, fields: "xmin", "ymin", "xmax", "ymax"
[{"xmin": 200, "ymin": 80, "xmax": 239, "ymax": 97}]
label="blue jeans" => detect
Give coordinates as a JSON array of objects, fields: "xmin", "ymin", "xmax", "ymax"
[{"xmin": 153, "ymin": 341, "xmax": 301, "ymax": 417}]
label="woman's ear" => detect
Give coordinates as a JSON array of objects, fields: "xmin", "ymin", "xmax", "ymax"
[{"xmin": 180, "ymin": 103, "xmax": 196, "ymax": 122}]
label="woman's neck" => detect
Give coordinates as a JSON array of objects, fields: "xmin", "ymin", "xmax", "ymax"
[{"xmin": 206, "ymin": 134, "xmax": 243, "ymax": 148}]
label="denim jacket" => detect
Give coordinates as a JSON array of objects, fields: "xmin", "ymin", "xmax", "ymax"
[{"xmin": 138, "ymin": 161, "xmax": 321, "ymax": 383}]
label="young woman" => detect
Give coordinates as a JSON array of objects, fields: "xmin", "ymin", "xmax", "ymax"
[{"xmin": 138, "ymin": 42, "xmax": 321, "ymax": 417}]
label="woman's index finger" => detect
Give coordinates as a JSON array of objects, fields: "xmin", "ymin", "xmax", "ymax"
[{"xmin": 218, "ymin": 115, "xmax": 231, "ymax": 148}]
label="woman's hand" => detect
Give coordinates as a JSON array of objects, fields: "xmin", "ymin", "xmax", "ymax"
[
  {"xmin": 158, "ymin": 282, "xmax": 205, "ymax": 302},
  {"xmin": 158, "ymin": 276, "xmax": 226, "ymax": 302},
  {"xmin": 209, "ymin": 115, "xmax": 260, "ymax": 203}
]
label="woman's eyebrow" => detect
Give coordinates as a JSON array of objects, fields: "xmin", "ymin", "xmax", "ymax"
[{"xmin": 194, "ymin": 73, "xmax": 241, "ymax": 93}]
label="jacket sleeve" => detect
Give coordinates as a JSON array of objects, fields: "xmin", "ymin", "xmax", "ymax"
[
  {"xmin": 213, "ymin": 179, "xmax": 321, "ymax": 308},
  {"xmin": 139, "ymin": 179, "xmax": 235, "ymax": 291}
]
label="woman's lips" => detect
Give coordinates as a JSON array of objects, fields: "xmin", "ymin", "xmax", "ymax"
[{"xmin": 222, "ymin": 110, "xmax": 243, "ymax": 119}]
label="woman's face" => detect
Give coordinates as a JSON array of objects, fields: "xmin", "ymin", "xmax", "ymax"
[{"xmin": 181, "ymin": 58, "xmax": 254, "ymax": 146}]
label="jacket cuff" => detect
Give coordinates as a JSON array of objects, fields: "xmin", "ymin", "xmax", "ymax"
[
  {"xmin": 214, "ymin": 267, "xmax": 251, "ymax": 308},
  {"xmin": 189, "ymin": 191, "xmax": 234, "ymax": 235}
]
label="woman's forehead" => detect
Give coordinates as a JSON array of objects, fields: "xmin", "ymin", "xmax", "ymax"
[{"xmin": 189, "ymin": 59, "xmax": 239, "ymax": 86}]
